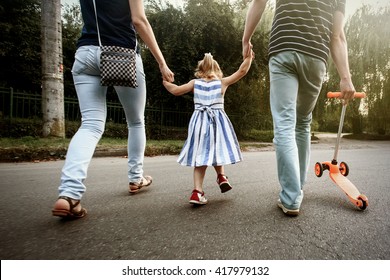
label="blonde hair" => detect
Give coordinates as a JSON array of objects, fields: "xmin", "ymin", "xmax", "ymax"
[{"xmin": 194, "ymin": 53, "xmax": 223, "ymax": 79}]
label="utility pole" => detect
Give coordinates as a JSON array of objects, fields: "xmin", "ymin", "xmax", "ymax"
[{"xmin": 41, "ymin": 0, "xmax": 65, "ymax": 138}]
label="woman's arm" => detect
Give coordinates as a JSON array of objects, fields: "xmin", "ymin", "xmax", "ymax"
[
  {"xmin": 163, "ymin": 80, "xmax": 195, "ymax": 96},
  {"xmin": 129, "ymin": 0, "xmax": 174, "ymax": 82}
]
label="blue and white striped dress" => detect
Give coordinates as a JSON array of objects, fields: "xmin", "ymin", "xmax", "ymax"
[{"xmin": 178, "ymin": 79, "xmax": 242, "ymax": 167}]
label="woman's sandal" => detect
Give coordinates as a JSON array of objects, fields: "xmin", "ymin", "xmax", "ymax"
[
  {"xmin": 128, "ymin": 175, "xmax": 153, "ymax": 194},
  {"xmin": 52, "ymin": 196, "xmax": 87, "ymax": 219}
]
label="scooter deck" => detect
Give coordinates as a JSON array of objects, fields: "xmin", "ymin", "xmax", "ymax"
[{"xmin": 329, "ymin": 172, "xmax": 361, "ymax": 199}]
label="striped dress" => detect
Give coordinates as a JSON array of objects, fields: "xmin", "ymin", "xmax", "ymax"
[{"xmin": 177, "ymin": 79, "xmax": 242, "ymax": 167}]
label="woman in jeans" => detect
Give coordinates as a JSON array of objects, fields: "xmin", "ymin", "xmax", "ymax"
[{"xmin": 52, "ymin": 0, "xmax": 174, "ymax": 219}]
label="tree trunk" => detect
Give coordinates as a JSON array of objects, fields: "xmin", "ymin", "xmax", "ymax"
[{"xmin": 41, "ymin": 0, "xmax": 65, "ymax": 138}]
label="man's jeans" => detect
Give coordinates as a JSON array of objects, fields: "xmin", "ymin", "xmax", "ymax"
[
  {"xmin": 269, "ymin": 51, "xmax": 326, "ymax": 209},
  {"xmin": 59, "ymin": 45, "xmax": 147, "ymax": 200}
]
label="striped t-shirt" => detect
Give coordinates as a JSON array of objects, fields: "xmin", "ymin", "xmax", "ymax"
[{"xmin": 269, "ymin": 0, "xmax": 346, "ymax": 63}]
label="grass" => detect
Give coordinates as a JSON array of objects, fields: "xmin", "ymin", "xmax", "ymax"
[
  {"xmin": 0, "ymin": 137, "xmax": 184, "ymax": 162},
  {"xmin": 2, "ymin": 131, "xmax": 389, "ymax": 162},
  {"xmin": 0, "ymin": 136, "xmax": 272, "ymax": 162},
  {"xmin": 343, "ymin": 133, "xmax": 390, "ymax": 141},
  {"xmin": 0, "ymin": 137, "xmax": 182, "ymax": 150},
  {"xmin": 0, "ymin": 136, "xmax": 70, "ymax": 150}
]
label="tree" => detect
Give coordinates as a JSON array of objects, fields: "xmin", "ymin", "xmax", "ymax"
[
  {"xmin": 62, "ymin": 3, "xmax": 83, "ymax": 98},
  {"xmin": 313, "ymin": 5, "xmax": 390, "ymax": 135},
  {"xmin": 0, "ymin": 0, "xmax": 41, "ymax": 91},
  {"xmin": 345, "ymin": 5, "xmax": 390, "ymax": 135},
  {"xmin": 143, "ymin": 0, "xmax": 273, "ymax": 137},
  {"xmin": 230, "ymin": 0, "xmax": 274, "ymax": 134},
  {"xmin": 41, "ymin": 0, "xmax": 65, "ymax": 137}
]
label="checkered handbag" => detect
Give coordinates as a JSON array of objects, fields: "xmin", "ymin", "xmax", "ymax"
[
  {"xmin": 100, "ymin": 45, "xmax": 137, "ymax": 88},
  {"xmin": 93, "ymin": 0, "xmax": 137, "ymax": 88}
]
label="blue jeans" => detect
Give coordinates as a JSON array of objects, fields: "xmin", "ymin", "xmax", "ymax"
[
  {"xmin": 58, "ymin": 45, "xmax": 147, "ymax": 200},
  {"xmin": 269, "ymin": 51, "xmax": 326, "ymax": 209}
]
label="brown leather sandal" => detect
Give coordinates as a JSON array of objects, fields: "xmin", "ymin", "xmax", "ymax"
[
  {"xmin": 52, "ymin": 196, "xmax": 87, "ymax": 219},
  {"xmin": 129, "ymin": 175, "xmax": 153, "ymax": 194}
]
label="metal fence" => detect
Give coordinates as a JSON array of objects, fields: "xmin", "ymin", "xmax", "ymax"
[{"xmin": 0, "ymin": 87, "xmax": 192, "ymax": 137}]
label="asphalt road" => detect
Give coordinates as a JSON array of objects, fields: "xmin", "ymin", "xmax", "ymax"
[{"xmin": 0, "ymin": 137, "xmax": 389, "ymax": 260}]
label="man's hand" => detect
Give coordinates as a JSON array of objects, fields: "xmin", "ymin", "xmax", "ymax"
[{"xmin": 339, "ymin": 77, "xmax": 356, "ymax": 104}]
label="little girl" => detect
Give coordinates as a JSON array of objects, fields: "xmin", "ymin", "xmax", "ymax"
[{"xmin": 163, "ymin": 51, "xmax": 254, "ymax": 205}]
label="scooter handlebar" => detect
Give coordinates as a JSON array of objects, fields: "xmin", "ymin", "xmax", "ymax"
[{"xmin": 327, "ymin": 92, "xmax": 366, "ymax": 98}]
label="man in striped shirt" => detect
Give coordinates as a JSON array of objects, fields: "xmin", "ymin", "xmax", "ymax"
[{"xmin": 242, "ymin": 0, "xmax": 356, "ymax": 216}]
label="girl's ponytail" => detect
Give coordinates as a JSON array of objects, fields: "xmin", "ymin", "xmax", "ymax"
[
  {"xmin": 195, "ymin": 53, "xmax": 223, "ymax": 79},
  {"xmin": 203, "ymin": 53, "xmax": 213, "ymax": 71}
]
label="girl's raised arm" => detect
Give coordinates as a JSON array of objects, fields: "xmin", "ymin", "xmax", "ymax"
[
  {"xmin": 221, "ymin": 51, "xmax": 254, "ymax": 94},
  {"xmin": 163, "ymin": 80, "xmax": 195, "ymax": 96}
]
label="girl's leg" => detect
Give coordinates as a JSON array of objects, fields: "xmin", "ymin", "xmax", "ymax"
[
  {"xmin": 115, "ymin": 54, "xmax": 147, "ymax": 184},
  {"xmin": 214, "ymin": 165, "xmax": 232, "ymax": 193},
  {"xmin": 194, "ymin": 166, "xmax": 207, "ymax": 192},
  {"xmin": 58, "ymin": 46, "xmax": 106, "ymax": 201},
  {"xmin": 190, "ymin": 166, "xmax": 208, "ymax": 205},
  {"xmin": 214, "ymin": 165, "xmax": 224, "ymax": 175}
]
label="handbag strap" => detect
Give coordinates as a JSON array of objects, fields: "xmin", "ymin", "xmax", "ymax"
[
  {"xmin": 92, "ymin": 0, "xmax": 103, "ymax": 47},
  {"xmin": 92, "ymin": 0, "xmax": 137, "ymax": 49}
]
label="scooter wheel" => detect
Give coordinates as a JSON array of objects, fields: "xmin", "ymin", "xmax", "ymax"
[
  {"xmin": 357, "ymin": 195, "xmax": 368, "ymax": 210},
  {"xmin": 358, "ymin": 197, "xmax": 367, "ymax": 210},
  {"xmin": 339, "ymin": 161, "xmax": 349, "ymax": 176},
  {"xmin": 315, "ymin": 162, "xmax": 323, "ymax": 177}
]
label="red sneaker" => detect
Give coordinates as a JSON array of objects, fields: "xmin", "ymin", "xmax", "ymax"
[
  {"xmin": 217, "ymin": 174, "xmax": 232, "ymax": 193},
  {"xmin": 189, "ymin": 189, "xmax": 208, "ymax": 205}
]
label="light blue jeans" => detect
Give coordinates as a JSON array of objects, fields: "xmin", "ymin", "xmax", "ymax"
[
  {"xmin": 58, "ymin": 45, "xmax": 147, "ymax": 200},
  {"xmin": 269, "ymin": 51, "xmax": 326, "ymax": 209}
]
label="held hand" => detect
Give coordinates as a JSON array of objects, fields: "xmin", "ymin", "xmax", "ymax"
[
  {"xmin": 160, "ymin": 64, "xmax": 174, "ymax": 82},
  {"xmin": 339, "ymin": 78, "xmax": 356, "ymax": 105},
  {"xmin": 248, "ymin": 49, "xmax": 255, "ymax": 60},
  {"xmin": 242, "ymin": 41, "xmax": 253, "ymax": 60}
]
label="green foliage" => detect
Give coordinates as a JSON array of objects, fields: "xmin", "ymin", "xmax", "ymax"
[
  {"xmin": 315, "ymin": 5, "xmax": 390, "ymax": 134},
  {"xmin": 239, "ymin": 129, "xmax": 274, "ymax": 142},
  {"xmin": 0, "ymin": 118, "xmax": 43, "ymax": 138},
  {"xmin": 0, "ymin": 118, "xmax": 127, "ymax": 139},
  {"xmin": 1, "ymin": 1, "xmax": 389, "ymax": 136},
  {"xmin": 345, "ymin": 5, "xmax": 390, "ymax": 135},
  {"xmin": 144, "ymin": 140, "xmax": 184, "ymax": 156},
  {"xmin": 145, "ymin": 0, "xmax": 271, "ymax": 134},
  {"xmin": 0, "ymin": 0, "xmax": 41, "ymax": 91},
  {"xmin": 227, "ymin": 78, "xmax": 272, "ymax": 137},
  {"xmin": 0, "ymin": 117, "xmax": 188, "ymax": 140},
  {"xmin": 62, "ymin": 3, "xmax": 83, "ymax": 98}
]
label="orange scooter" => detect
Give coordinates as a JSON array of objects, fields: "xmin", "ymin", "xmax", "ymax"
[{"xmin": 314, "ymin": 91, "xmax": 368, "ymax": 210}]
